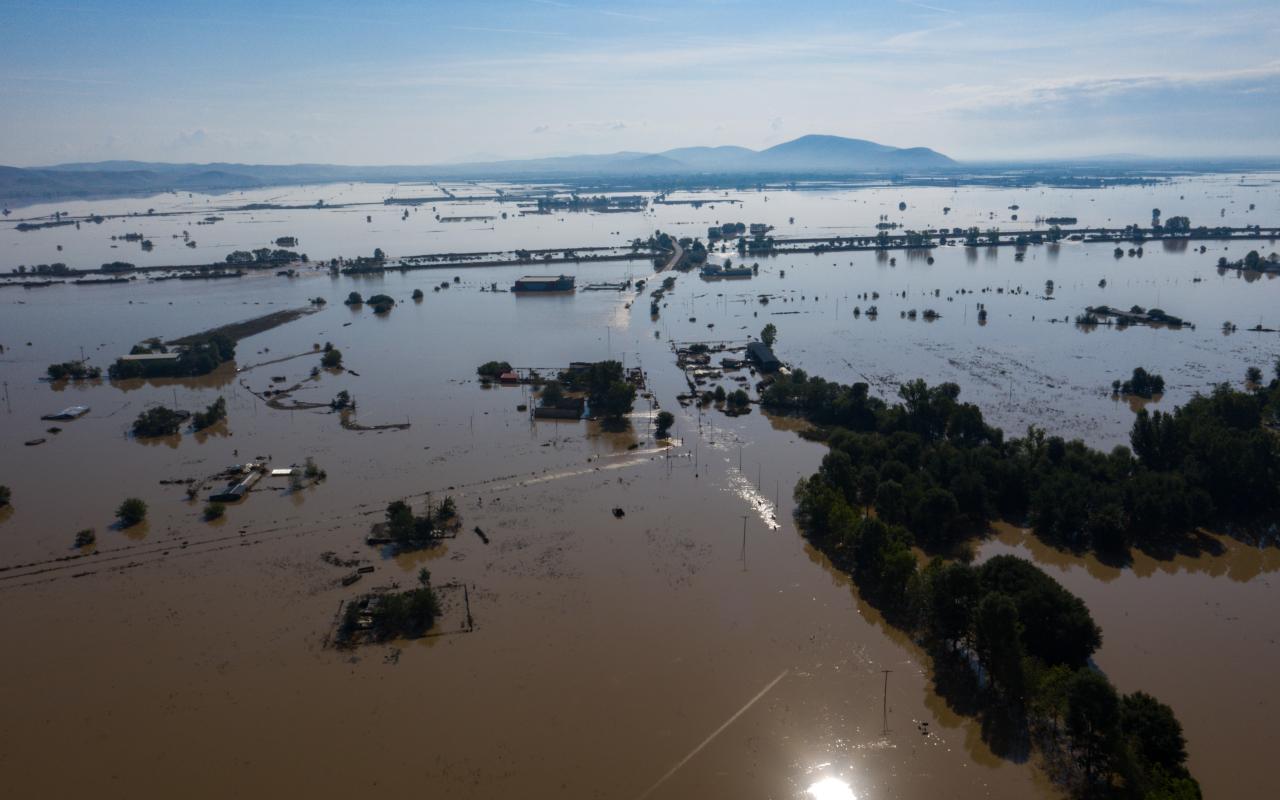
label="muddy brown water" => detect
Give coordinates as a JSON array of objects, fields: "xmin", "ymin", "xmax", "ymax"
[{"xmin": 2, "ymin": 175, "xmax": 1279, "ymax": 797}]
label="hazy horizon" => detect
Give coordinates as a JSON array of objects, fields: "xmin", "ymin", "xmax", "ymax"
[{"xmin": 2, "ymin": 0, "xmax": 1279, "ymax": 167}]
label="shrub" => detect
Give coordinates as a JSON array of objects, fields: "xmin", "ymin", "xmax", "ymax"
[
  {"xmin": 655, "ymin": 410, "xmax": 675, "ymax": 437},
  {"xmin": 203, "ymin": 502, "xmax": 225, "ymax": 521},
  {"xmin": 116, "ymin": 497, "xmax": 147, "ymax": 527}
]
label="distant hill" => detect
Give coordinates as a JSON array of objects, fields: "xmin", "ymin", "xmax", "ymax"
[
  {"xmin": 756, "ymin": 135, "xmax": 955, "ymax": 171},
  {"xmin": 0, "ymin": 135, "xmax": 956, "ymax": 204}
]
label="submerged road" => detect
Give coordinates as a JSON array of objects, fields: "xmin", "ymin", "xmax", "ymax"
[{"xmin": 659, "ymin": 239, "xmax": 683, "ymax": 272}]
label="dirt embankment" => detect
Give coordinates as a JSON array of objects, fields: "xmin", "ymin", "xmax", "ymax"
[{"xmin": 168, "ymin": 306, "xmax": 320, "ymax": 346}]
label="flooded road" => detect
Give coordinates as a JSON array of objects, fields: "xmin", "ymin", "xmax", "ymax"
[{"xmin": 1, "ymin": 174, "xmax": 1278, "ymax": 797}]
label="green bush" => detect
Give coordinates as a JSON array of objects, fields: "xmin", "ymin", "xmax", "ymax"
[{"xmin": 116, "ymin": 497, "xmax": 147, "ymax": 527}]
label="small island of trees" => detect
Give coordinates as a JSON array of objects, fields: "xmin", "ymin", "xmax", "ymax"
[
  {"xmin": 192, "ymin": 396, "xmax": 227, "ymax": 431},
  {"xmin": 132, "ymin": 406, "xmax": 191, "ymax": 437},
  {"xmin": 46, "ymin": 360, "xmax": 101, "ymax": 381},
  {"xmin": 367, "ymin": 293, "xmax": 395, "ymax": 314},
  {"xmin": 1113, "ymin": 368, "xmax": 1165, "ymax": 399},
  {"xmin": 378, "ymin": 496, "xmax": 458, "ymax": 551},
  {"xmin": 477, "ymin": 360, "xmax": 513, "ymax": 380},
  {"xmin": 337, "ymin": 568, "xmax": 441, "ymax": 646}
]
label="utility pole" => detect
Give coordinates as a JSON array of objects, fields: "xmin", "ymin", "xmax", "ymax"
[
  {"xmin": 881, "ymin": 669, "xmax": 892, "ymax": 734},
  {"xmin": 740, "ymin": 515, "xmax": 749, "ymax": 571}
]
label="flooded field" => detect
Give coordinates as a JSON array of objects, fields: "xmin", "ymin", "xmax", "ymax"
[{"xmin": 2, "ymin": 174, "xmax": 1278, "ymax": 798}]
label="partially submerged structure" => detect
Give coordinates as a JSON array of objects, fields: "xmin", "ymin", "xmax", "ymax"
[
  {"xmin": 513, "ymin": 275, "xmax": 575, "ymax": 293},
  {"xmin": 209, "ymin": 463, "xmax": 266, "ymax": 503},
  {"xmin": 41, "ymin": 405, "xmax": 89, "ymax": 421},
  {"xmin": 746, "ymin": 341, "xmax": 781, "ymax": 372}
]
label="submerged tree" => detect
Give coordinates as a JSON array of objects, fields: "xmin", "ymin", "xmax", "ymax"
[
  {"xmin": 116, "ymin": 497, "xmax": 147, "ymax": 527},
  {"xmin": 761, "ymin": 323, "xmax": 777, "ymax": 347}
]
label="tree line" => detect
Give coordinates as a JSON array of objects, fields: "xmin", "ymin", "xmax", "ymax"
[
  {"xmin": 769, "ymin": 366, "xmax": 1280, "ymax": 556},
  {"xmin": 772, "ymin": 369, "xmax": 1260, "ymax": 797}
]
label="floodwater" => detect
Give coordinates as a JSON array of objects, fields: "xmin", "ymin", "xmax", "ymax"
[{"xmin": 1, "ymin": 174, "xmax": 1278, "ymax": 798}]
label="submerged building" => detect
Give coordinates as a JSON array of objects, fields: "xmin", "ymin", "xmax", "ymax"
[
  {"xmin": 745, "ymin": 342, "xmax": 781, "ymax": 372},
  {"xmin": 513, "ymin": 275, "xmax": 575, "ymax": 293}
]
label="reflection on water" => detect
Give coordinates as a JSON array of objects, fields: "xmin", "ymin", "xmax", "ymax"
[{"xmin": 807, "ymin": 775, "xmax": 857, "ymax": 800}]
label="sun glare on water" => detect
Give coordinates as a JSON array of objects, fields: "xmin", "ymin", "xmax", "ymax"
[{"xmin": 806, "ymin": 776, "xmax": 856, "ymax": 800}]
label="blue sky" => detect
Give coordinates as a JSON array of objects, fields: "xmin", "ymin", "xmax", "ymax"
[{"xmin": 1, "ymin": 0, "xmax": 1278, "ymax": 165}]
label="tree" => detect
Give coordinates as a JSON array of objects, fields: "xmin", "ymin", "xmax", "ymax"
[
  {"xmin": 0, "ymin": 485, "xmax": 10, "ymax": 507},
  {"xmin": 595, "ymin": 380, "xmax": 636, "ymax": 420},
  {"xmin": 345, "ymin": 291, "xmax": 363, "ymax": 305},
  {"xmin": 373, "ymin": 247, "xmax": 385, "ymax": 260},
  {"xmin": 1065, "ymin": 669, "xmax": 1121, "ymax": 784},
  {"xmin": 133, "ymin": 406, "xmax": 187, "ymax": 438},
  {"xmin": 979, "ymin": 555, "xmax": 1101, "ymax": 667},
  {"xmin": 321, "ymin": 349, "xmax": 343, "ymax": 369},
  {"xmin": 975, "ymin": 592, "xmax": 1026, "ymax": 700},
  {"xmin": 385, "ymin": 500, "xmax": 417, "ymax": 544},
  {"xmin": 191, "ymin": 396, "xmax": 227, "ymax": 431},
  {"xmin": 1120, "ymin": 691, "xmax": 1188, "ymax": 774},
  {"xmin": 914, "ymin": 487, "xmax": 960, "ymax": 545},
  {"xmin": 761, "ymin": 323, "xmax": 777, "ymax": 347},
  {"xmin": 655, "ymin": 410, "xmax": 675, "ymax": 437},
  {"xmin": 1246, "ymin": 366, "xmax": 1263, "ymax": 386},
  {"xmin": 412, "ymin": 288, "xmax": 424, "ymax": 300},
  {"xmin": 539, "ymin": 381, "xmax": 564, "ymax": 407},
  {"xmin": 477, "ymin": 360, "xmax": 512, "ymax": 379},
  {"xmin": 921, "ymin": 560, "xmax": 979, "ymax": 650},
  {"xmin": 116, "ymin": 497, "xmax": 147, "ymax": 527}
]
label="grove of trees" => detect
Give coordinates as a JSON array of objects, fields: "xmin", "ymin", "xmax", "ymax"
[{"xmin": 778, "ymin": 370, "xmax": 1238, "ymax": 797}]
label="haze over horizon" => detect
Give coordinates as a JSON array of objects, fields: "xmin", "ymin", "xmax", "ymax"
[{"xmin": 2, "ymin": 0, "xmax": 1279, "ymax": 167}]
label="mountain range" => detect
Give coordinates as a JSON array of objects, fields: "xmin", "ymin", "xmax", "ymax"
[{"xmin": 0, "ymin": 135, "xmax": 955, "ymax": 205}]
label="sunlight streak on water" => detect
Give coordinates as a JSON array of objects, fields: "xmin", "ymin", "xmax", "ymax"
[
  {"xmin": 807, "ymin": 776, "xmax": 857, "ymax": 800},
  {"xmin": 725, "ymin": 463, "xmax": 782, "ymax": 530}
]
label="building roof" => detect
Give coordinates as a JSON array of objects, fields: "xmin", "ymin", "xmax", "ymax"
[
  {"xmin": 746, "ymin": 341, "xmax": 781, "ymax": 369},
  {"xmin": 118, "ymin": 351, "xmax": 180, "ymax": 362}
]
